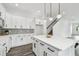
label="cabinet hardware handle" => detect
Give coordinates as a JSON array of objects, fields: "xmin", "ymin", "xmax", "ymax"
[
  {"xmin": 75, "ymin": 43, "xmax": 79, "ymax": 48},
  {"xmin": 43, "ymin": 51, "xmax": 45, "ymax": 56},
  {"xmin": 34, "ymin": 43, "xmax": 36, "ymax": 48},
  {"xmin": 48, "ymin": 48, "xmax": 55, "ymax": 52},
  {"xmin": 31, "ymin": 37, "xmax": 34, "ymax": 40},
  {"xmin": 43, "ymin": 51, "xmax": 47, "ymax": 56},
  {"xmin": 36, "ymin": 40, "xmax": 38, "ymax": 42},
  {"xmin": 3, "ymin": 43, "xmax": 6, "ymax": 46},
  {"xmin": 31, "ymin": 37, "xmax": 32, "ymax": 39},
  {"xmin": 9, "ymin": 37, "xmax": 12, "ymax": 39},
  {"xmin": 21, "ymin": 38, "xmax": 23, "ymax": 40},
  {"xmin": 40, "ymin": 43, "xmax": 44, "ymax": 46},
  {"xmin": 5, "ymin": 47, "xmax": 7, "ymax": 53}
]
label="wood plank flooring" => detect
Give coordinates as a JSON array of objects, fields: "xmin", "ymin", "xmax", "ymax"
[{"xmin": 7, "ymin": 43, "xmax": 35, "ymax": 56}]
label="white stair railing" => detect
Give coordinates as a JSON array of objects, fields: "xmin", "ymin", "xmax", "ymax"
[{"xmin": 47, "ymin": 14, "xmax": 62, "ymax": 34}]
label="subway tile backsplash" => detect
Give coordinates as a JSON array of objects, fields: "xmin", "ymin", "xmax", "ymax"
[{"xmin": 9, "ymin": 29, "xmax": 34, "ymax": 34}]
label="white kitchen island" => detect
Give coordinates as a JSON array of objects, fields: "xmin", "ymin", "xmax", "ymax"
[{"xmin": 32, "ymin": 35, "xmax": 75, "ymax": 56}]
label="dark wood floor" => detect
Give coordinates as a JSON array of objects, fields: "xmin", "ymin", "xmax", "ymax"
[{"xmin": 7, "ymin": 44, "xmax": 35, "ymax": 56}]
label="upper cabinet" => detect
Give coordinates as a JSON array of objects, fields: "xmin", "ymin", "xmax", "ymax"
[
  {"xmin": 0, "ymin": 4, "xmax": 6, "ymax": 20},
  {"xmin": 2, "ymin": 3, "xmax": 60, "ymax": 29},
  {"xmin": 3, "ymin": 12, "xmax": 35, "ymax": 29}
]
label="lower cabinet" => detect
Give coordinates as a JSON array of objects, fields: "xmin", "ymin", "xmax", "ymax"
[
  {"xmin": 32, "ymin": 38, "xmax": 46, "ymax": 56},
  {"xmin": 12, "ymin": 34, "xmax": 32, "ymax": 48},
  {"xmin": 45, "ymin": 45, "xmax": 59, "ymax": 56},
  {"xmin": 0, "ymin": 34, "xmax": 32, "ymax": 56},
  {"xmin": 32, "ymin": 37, "xmax": 74, "ymax": 56},
  {"xmin": 6, "ymin": 36, "xmax": 12, "ymax": 53},
  {"xmin": 38, "ymin": 41, "xmax": 46, "ymax": 56},
  {"xmin": 11, "ymin": 35, "xmax": 18, "ymax": 47},
  {"xmin": 32, "ymin": 38, "xmax": 39, "ymax": 56},
  {"xmin": 32, "ymin": 38, "xmax": 59, "ymax": 56},
  {"xmin": 0, "ymin": 46, "xmax": 6, "ymax": 56}
]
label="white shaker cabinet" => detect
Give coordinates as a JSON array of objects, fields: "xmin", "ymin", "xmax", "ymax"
[
  {"xmin": 45, "ymin": 45, "xmax": 59, "ymax": 56},
  {"xmin": 11, "ymin": 34, "xmax": 32, "ymax": 47},
  {"xmin": 11, "ymin": 35, "xmax": 18, "ymax": 47},
  {"xmin": 32, "ymin": 38, "xmax": 59, "ymax": 56},
  {"xmin": 32, "ymin": 38, "xmax": 39, "ymax": 56},
  {"xmin": 4, "ymin": 14, "xmax": 14, "ymax": 28},
  {"xmin": 0, "ymin": 46, "xmax": 6, "ymax": 56},
  {"xmin": 32, "ymin": 37, "xmax": 75, "ymax": 56},
  {"xmin": 38, "ymin": 40, "xmax": 47, "ymax": 56},
  {"xmin": 0, "ymin": 39, "xmax": 7, "ymax": 56},
  {"xmin": 0, "ymin": 4, "xmax": 6, "ymax": 20},
  {"xmin": 19, "ymin": 34, "xmax": 32, "ymax": 46},
  {"xmin": 32, "ymin": 38, "xmax": 47, "ymax": 56},
  {"xmin": 6, "ymin": 36, "xmax": 12, "ymax": 53}
]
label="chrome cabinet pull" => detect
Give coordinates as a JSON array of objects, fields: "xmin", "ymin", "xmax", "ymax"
[
  {"xmin": 48, "ymin": 48, "xmax": 55, "ymax": 52},
  {"xmin": 40, "ymin": 43, "xmax": 44, "ymax": 46},
  {"xmin": 43, "ymin": 51, "xmax": 47, "ymax": 56},
  {"xmin": 21, "ymin": 38, "xmax": 23, "ymax": 40},
  {"xmin": 9, "ymin": 37, "xmax": 12, "ymax": 39},
  {"xmin": 34, "ymin": 43, "xmax": 36, "ymax": 48},
  {"xmin": 5, "ymin": 47, "xmax": 7, "ymax": 53},
  {"xmin": 43, "ymin": 51, "xmax": 45, "ymax": 56},
  {"xmin": 75, "ymin": 43, "xmax": 79, "ymax": 48},
  {"xmin": 3, "ymin": 43, "xmax": 6, "ymax": 46},
  {"xmin": 36, "ymin": 40, "xmax": 38, "ymax": 42}
]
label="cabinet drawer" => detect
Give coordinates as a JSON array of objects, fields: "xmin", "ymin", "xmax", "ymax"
[
  {"xmin": 46, "ymin": 45, "xmax": 59, "ymax": 56},
  {"xmin": 32, "ymin": 37, "xmax": 36, "ymax": 41}
]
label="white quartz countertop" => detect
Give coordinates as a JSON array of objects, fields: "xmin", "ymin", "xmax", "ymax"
[{"xmin": 33, "ymin": 35, "xmax": 75, "ymax": 50}]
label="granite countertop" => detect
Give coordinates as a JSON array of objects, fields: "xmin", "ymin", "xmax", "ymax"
[{"xmin": 33, "ymin": 35, "xmax": 76, "ymax": 50}]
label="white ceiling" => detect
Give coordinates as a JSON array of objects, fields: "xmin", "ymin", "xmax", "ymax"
[{"xmin": 2, "ymin": 3, "xmax": 45, "ymax": 18}]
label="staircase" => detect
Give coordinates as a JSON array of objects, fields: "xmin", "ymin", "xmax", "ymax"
[{"xmin": 47, "ymin": 15, "xmax": 62, "ymax": 35}]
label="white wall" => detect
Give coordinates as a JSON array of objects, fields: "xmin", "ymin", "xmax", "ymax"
[
  {"xmin": 53, "ymin": 3, "xmax": 79, "ymax": 37},
  {"xmin": 2, "ymin": 3, "xmax": 45, "ymax": 18}
]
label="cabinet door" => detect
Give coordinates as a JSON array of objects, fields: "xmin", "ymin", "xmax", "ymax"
[
  {"xmin": 0, "ymin": 7, "xmax": 6, "ymax": 20},
  {"xmin": 0, "ymin": 46, "xmax": 6, "ymax": 56},
  {"xmin": 6, "ymin": 36, "xmax": 12, "ymax": 52},
  {"xmin": 24, "ymin": 35, "xmax": 32, "ymax": 44},
  {"xmin": 32, "ymin": 39, "xmax": 39, "ymax": 56},
  {"xmin": 0, "ymin": 46, "xmax": 3, "ymax": 56},
  {"xmin": 0, "ymin": 50, "xmax": 2, "ymax": 56},
  {"xmin": 19, "ymin": 35, "xmax": 32, "ymax": 46},
  {"xmin": 12, "ymin": 35, "xmax": 18, "ymax": 47},
  {"xmin": 38, "ymin": 41, "xmax": 45, "ymax": 56},
  {"xmin": 16, "ymin": 35, "xmax": 24, "ymax": 46},
  {"xmin": 46, "ymin": 45, "xmax": 59, "ymax": 56},
  {"xmin": 2, "ymin": 47, "xmax": 6, "ymax": 56},
  {"xmin": 5, "ymin": 14, "xmax": 13, "ymax": 28}
]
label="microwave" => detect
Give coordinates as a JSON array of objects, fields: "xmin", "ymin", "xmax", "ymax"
[{"xmin": 72, "ymin": 23, "xmax": 79, "ymax": 36}]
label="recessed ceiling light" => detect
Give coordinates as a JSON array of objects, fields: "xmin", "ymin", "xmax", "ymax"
[
  {"xmin": 57, "ymin": 14, "xmax": 62, "ymax": 19},
  {"xmin": 15, "ymin": 3, "xmax": 19, "ymax": 7},
  {"xmin": 49, "ymin": 17, "xmax": 53, "ymax": 21}
]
